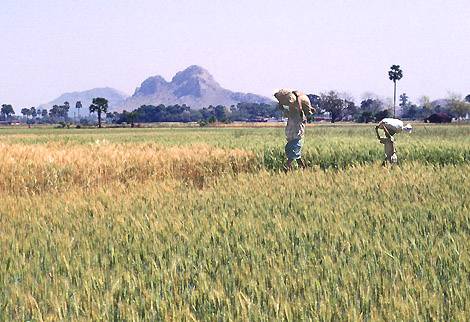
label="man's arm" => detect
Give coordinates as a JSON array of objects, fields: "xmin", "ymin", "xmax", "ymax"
[
  {"xmin": 277, "ymin": 103, "xmax": 289, "ymax": 117},
  {"xmin": 375, "ymin": 126, "xmax": 382, "ymax": 140},
  {"xmin": 297, "ymin": 96, "xmax": 306, "ymax": 121},
  {"xmin": 382, "ymin": 123, "xmax": 392, "ymax": 138}
]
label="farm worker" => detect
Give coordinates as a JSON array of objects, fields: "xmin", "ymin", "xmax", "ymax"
[
  {"xmin": 375, "ymin": 125, "xmax": 398, "ymax": 165},
  {"xmin": 375, "ymin": 118, "xmax": 412, "ymax": 165},
  {"xmin": 377, "ymin": 118, "xmax": 412, "ymax": 136},
  {"xmin": 274, "ymin": 89, "xmax": 316, "ymax": 171}
]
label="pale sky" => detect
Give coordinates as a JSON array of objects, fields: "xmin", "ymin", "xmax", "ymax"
[{"xmin": 1, "ymin": 0, "xmax": 469, "ymax": 109}]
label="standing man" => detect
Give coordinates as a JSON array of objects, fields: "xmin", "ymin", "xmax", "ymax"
[{"xmin": 274, "ymin": 89, "xmax": 315, "ymax": 172}]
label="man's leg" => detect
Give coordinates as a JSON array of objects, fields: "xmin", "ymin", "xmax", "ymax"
[
  {"xmin": 296, "ymin": 158, "xmax": 306, "ymax": 169},
  {"xmin": 284, "ymin": 140, "xmax": 292, "ymax": 172},
  {"xmin": 284, "ymin": 159, "xmax": 293, "ymax": 172}
]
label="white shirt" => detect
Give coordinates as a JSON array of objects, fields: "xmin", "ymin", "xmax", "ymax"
[{"xmin": 282, "ymin": 105, "xmax": 305, "ymax": 141}]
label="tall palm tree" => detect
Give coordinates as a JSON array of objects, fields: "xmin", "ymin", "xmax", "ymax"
[
  {"xmin": 76, "ymin": 101, "xmax": 82, "ymax": 122},
  {"xmin": 21, "ymin": 108, "xmax": 31, "ymax": 119},
  {"xmin": 388, "ymin": 65, "xmax": 403, "ymax": 117},
  {"xmin": 30, "ymin": 107, "xmax": 37, "ymax": 119},
  {"xmin": 89, "ymin": 97, "xmax": 108, "ymax": 128},
  {"xmin": 63, "ymin": 102, "xmax": 70, "ymax": 122}
]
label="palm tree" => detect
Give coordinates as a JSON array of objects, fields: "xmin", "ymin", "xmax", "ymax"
[
  {"xmin": 128, "ymin": 111, "xmax": 138, "ymax": 127},
  {"xmin": 388, "ymin": 65, "xmax": 403, "ymax": 117},
  {"xmin": 63, "ymin": 102, "xmax": 70, "ymax": 121},
  {"xmin": 21, "ymin": 108, "xmax": 31, "ymax": 120},
  {"xmin": 89, "ymin": 97, "xmax": 108, "ymax": 128},
  {"xmin": 1, "ymin": 104, "xmax": 15, "ymax": 120},
  {"xmin": 75, "ymin": 101, "xmax": 82, "ymax": 121},
  {"xmin": 30, "ymin": 107, "xmax": 37, "ymax": 119}
]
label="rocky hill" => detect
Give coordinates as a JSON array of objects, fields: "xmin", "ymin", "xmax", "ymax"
[
  {"xmin": 39, "ymin": 87, "xmax": 128, "ymax": 111},
  {"xmin": 118, "ymin": 65, "xmax": 272, "ymax": 110}
]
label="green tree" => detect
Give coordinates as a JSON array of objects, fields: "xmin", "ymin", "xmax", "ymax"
[
  {"xmin": 76, "ymin": 101, "xmax": 82, "ymax": 120},
  {"xmin": 399, "ymin": 93, "xmax": 409, "ymax": 109},
  {"xmin": 344, "ymin": 100, "xmax": 357, "ymax": 120},
  {"xmin": 49, "ymin": 103, "xmax": 69, "ymax": 121},
  {"xmin": 388, "ymin": 65, "xmax": 403, "ymax": 117},
  {"xmin": 127, "ymin": 111, "xmax": 138, "ymax": 127},
  {"xmin": 448, "ymin": 93, "xmax": 470, "ymax": 119},
  {"xmin": 399, "ymin": 93, "xmax": 420, "ymax": 119},
  {"xmin": 357, "ymin": 98, "xmax": 384, "ymax": 123},
  {"xmin": 214, "ymin": 105, "xmax": 227, "ymax": 121},
  {"xmin": 319, "ymin": 91, "xmax": 347, "ymax": 123},
  {"xmin": 374, "ymin": 109, "xmax": 391, "ymax": 122},
  {"xmin": 89, "ymin": 97, "xmax": 108, "ymax": 128},
  {"xmin": 63, "ymin": 102, "xmax": 70, "ymax": 121},
  {"xmin": 418, "ymin": 96, "xmax": 433, "ymax": 118},
  {"xmin": 49, "ymin": 105, "xmax": 61, "ymax": 120},
  {"xmin": 30, "ymin": 107, "xmax": 37, "ymax": 119},
  {"xmin": 21, "ymin": 108, "xmax": 31, "ymax": 119},
  {"xmin": 359, "ymin": 98, "xmax": 383, "ymax": 113},
  {"xmin": 41, "ymin": 109, "xmax": 48, "ymax": 118},
  {"xmin": 465, "ymin": 95, "xmax": 470, "ymax": 104},
  {"xmin": 208, "ymin": 115, "xmax": 216, "ymax": 124},
  {"xmin": 402, "ymin": 104, "xmax": 420, "ymax": 120},
  {"xmin": 1, "ymin": 104, "xmax": 15, "ymax": 120},
  {"xmin": 357, "ymin": 111, "xmax": 374, "ymax": 123}
]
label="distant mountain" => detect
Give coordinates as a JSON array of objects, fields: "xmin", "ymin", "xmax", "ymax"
[
  {"xmin": 39, "ymin": 87, "xmax": 128, "ymax": 112},
  {"xmin": 118, "ymin": 65, "xmax": 273, "ymax": 110}
]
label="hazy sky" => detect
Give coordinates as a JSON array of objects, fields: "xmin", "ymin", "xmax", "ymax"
[{"xmin": 1, "ymin": 0, "xmax": 469, "ymax": 108}]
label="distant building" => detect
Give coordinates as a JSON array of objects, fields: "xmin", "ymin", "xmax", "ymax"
[
  {"xmin": 425, "ymin": 113, "xmax": 452, "ymax": 123},
  {"xmin": 314, "ymin": 112, "xmax": 332, "ymax": 122},
  {"xmin": 0, "ymin": 121, "xmax": 22, "ymax": 126}
]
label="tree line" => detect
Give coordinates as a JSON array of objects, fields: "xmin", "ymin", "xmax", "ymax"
[
  {"xmin": 2, "ymin": 92, "xmax": 470, "ymax": 126},
  {"xmin": 107, "ymin": 102, "xmax": 282, "ymax": 125},
  {"xmin": 1, "ymin": 64, "xmax": 469, "ymax": 125},
  {"xmin": 0, "ymin": 99, "xmax": 108, "ymax": 127}
]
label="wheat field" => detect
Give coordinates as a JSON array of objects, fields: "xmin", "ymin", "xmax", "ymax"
[{"xmin": 1, "ymin": 124, "xmax": 469, "ymax": 320}]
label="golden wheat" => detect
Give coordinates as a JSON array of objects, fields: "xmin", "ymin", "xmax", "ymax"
[
  {"xmin": 0, "ymin": 142, "xmax": 257, "ymax": 194},
  {"xmin": 1, "ymin": 125, "xmax": 469, "ymax": 320}
]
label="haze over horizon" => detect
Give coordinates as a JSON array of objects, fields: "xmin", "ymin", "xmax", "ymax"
[{"xmin": 1, "ymin": 0, "xmax": 469, "ymax": 109}]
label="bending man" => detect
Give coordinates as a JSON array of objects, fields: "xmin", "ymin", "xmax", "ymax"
[{"xmin": 375, "ymin": 118, "xmax": 412, "ymax": 165}]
